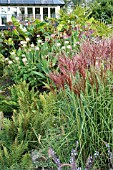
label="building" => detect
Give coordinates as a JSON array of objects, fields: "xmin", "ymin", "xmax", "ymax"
[{"xmin": 0, "ymin": 0, "xmax": 65, "ymax": 26}]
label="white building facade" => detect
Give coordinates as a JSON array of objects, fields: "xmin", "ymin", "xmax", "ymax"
[{"xmin": 0, "ymin": 0, "xmax": 65, "ymax": 25}]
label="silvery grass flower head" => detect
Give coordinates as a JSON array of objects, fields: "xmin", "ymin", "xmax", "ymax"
[
  {"xmin": 48, "ymin": 141, "xmax": 99, "ymax": 170},
  {"xmin": 104, "ymin": 141, "xmax": 113, "ymax": 168}
]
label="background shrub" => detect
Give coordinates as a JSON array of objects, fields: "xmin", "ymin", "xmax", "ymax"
[{"xmin": 89, "ymin": 0, "xmax": 113, "ymax": 24}]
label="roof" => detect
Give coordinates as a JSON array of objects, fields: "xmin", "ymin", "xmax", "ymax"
[{"xmin": 0, "ymin": 0, "xmax": 65, "ymax": 5}]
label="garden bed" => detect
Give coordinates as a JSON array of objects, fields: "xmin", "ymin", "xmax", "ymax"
[{"xmin": 0, "ymin": 4, "xmax": 113, "ymax": 170}]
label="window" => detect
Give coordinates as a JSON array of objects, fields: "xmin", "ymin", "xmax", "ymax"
[
  {"xmin": 43, "ymin": 8, "xmax": 48, "ymax": 20},
  {"xmin": 20, "ymin": 7, "xmax": 25, "ymax": 14},
  {"xmin": 2, "ymin": 16, "xmax": 7, "ymax": 25},
  {"xmin": 28, "ymin": 8, "xmax": 32, "ymax": 14},
  {"xmin": 50, "ymin": 8, "xmax": 55, "ymax": 18},
  {"xmin": 19, "ymin": 7, "xmax": 25, "ymax": 21},
  {"xmin": 35, "ymin": 8, "xmax": 40, "ymax": 19},
  {"xmin": 27, "ymin": 8, "xmax": 33, "ymax": 19}
]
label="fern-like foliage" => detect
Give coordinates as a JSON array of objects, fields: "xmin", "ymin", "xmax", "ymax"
[{"xmin": 0, "ymin": 81, "xmax": 59, "ymax": 169}]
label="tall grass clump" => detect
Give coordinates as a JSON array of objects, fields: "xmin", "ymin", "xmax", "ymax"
[{"xmin": 48, "ymin": 37, "xmax": 113, "ymax": 169}]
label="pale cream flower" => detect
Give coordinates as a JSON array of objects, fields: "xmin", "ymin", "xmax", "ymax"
[
  {"xmin": 62, "ymin": 46, "xmax": 66, "ymax": 50},
  {"xmin": 23, "ymin": 43, "xmax": 27, "ymax": 47},
  {"xmin": 10, "ymin": 51, "xmax": 15, "ymax": 55},
  {"xmin": 15, "ymin": 57, "xmax": 19, "ymax": 61},
  {"xmin": 22, "ymin": 54, "xmax": 26, "ymax": 57},
  {"xmin": 20, "ymin": 41, "xmax": 27, "ymax": 45},
  {"xmin": 56, "ymin": 43, "xmax": 61, "ymax": 47},
  {"xmin": 22, "ymin": 58, "xmax": 27, "ymax": 65},
  {"xmin": 8, "ymin": 60, "xmax": 13, "ymax": 64},
  {"xmin": 64, "ymin": 41, "xmax": 69, "ymax": 44},
  {"xmin": 5, "ymin": 58, "xmax": 9, "ymax": 61},
  {"xmin": 37, "ymin": 39, "xmax": 42, "ymax": 43},
  {"xmin": 35, "ymin": 46, "xmax": 39, "ymax": 51},
  {"xmin": 37, "ymin": 34, "xmax": 40, "ymax": 37},
  {"xmin": 67, "ymin": 45, "xmax": 72, "ymax": 49},
  {"xmin": 31, "ymin": 43, "xmax": 34, "ymax": 48},
  {"xmin": 26, "ymin": 37, "xmax": 30, "ymax": 42}
]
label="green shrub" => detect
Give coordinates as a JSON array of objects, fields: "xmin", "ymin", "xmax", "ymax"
[
  {"xmin": 0, "ymin": 81, "xmax": 59, "ymax": 169},
  {"xmin": 89, "ymin": 0, "xmax": 113, "ymax": 24},
  {"xmin": 3, "ymin": 44, "xmax": 55, "ymax": 91}
]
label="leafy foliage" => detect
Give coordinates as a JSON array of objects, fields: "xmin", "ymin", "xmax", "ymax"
[
  {"xmin": 0, "ymin": 81, "xmax": 60, "ymax": 169},
  {"xmin": 0, "ymin": 5, "xmax": 113, "ymax": 170},
  {"xmin": 89, "ymin": 0, "xmax": 113, "ymax": 24}
]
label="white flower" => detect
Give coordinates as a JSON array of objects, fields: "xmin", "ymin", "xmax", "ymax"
[
  {"xmin": 37, "ymin": 39, "xmax": 42, "ymax": 44},
  {"xmin": 10, "ymin": 51, "xmax": 15, "ymax": 55},
  {"xmin": 67, "ymin": 45, "xmax": 72, "ymax": 49},
  {"xmin": 37, "ymin": 34, "xmax": 40, "ymax": 37},
  {"xmin": 62, "ymin": 46, "xmax": 66, "ymax": 50},
  {"xmin": 64, "ymin": 41, "xmax": 69, "ymax": 44},
  {"xmin": 22, "ymin": 58, "xmax": 27, "ymax": 64},
  {"xmin": 15, "ymin": 57, "xmax": 19, "ymax": 61},
  {"xmin": 26, "ymin": 37, "xmax": 30, "ymax": 42},
  {"xmin": 8, "ymin": 60, "xmax": 13, "ymax": 64},
  {"xmin": 56, "ymin": 43, "xmax": 61, "ymax": 47},
  {"xmin": 20, "ymin": 26, "xmax": 27, "ymax": 32},
  {"xmin": 20, "ymin": 41, "xmax": 27, "ymax": 45},
  {"xmin": 22, "ymin": 54, "xmax": 25, "ymax": 57},
  {"xmin": 23, "ymin": 43, "xmax": 27, "ymax": 47},
  {"xmin": 31, "ymin": 43, "xmax": 34, "ymax": 48},
  {"xmin": 5, "ymin": 58, "xmax": 9, "ymax": 61},
  {"xmin": 35, "ymin": 46, "xmax": 39, "ymax": 51}
]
